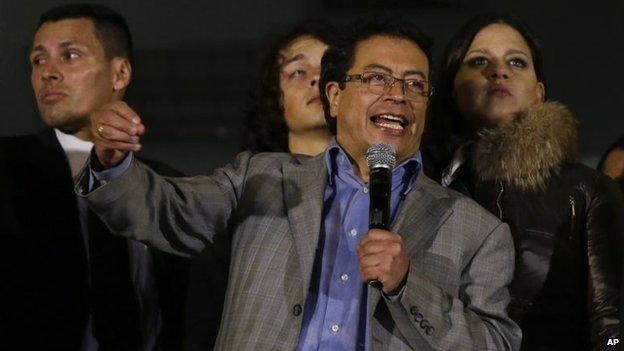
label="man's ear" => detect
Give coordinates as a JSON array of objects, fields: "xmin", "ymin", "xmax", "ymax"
[
  {"xmin": 112, "ymin": 57, "xmax": 132, "ymax": 92},
  {"xmin": 326, "ymin": 82, "xmax": 342, "ymax": 120}
]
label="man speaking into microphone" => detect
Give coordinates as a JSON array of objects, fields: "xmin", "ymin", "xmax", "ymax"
[{"xmin": 79, "ymin": 19, "xmax": 520, "ymax": 350}]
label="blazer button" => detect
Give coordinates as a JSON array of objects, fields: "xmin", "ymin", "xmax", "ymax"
[
  {"xmin": 426, "ymin": 326, "xmax": 435, "ymax": 335},
  {"xmin": 293, "ymin": 304, "xmax": 302, "ymax": 316},
  {"xmin": 410, "ymin": 306, "xmax": 419, "ymax": 315},
  {"xmin": 414, "ymin": 313, "xmax": 423, "ymax": 323}
]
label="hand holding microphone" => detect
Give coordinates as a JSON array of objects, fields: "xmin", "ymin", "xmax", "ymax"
[{"xmin": 357, "ymin": 143, "xmax": 410, "ymax": 295}]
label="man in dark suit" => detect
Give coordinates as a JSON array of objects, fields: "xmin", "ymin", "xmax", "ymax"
[{"xmin": 0, "ymin": 4, "xmax": 188, "ymax": 350}]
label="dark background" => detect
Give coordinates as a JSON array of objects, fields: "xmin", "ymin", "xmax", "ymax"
[{"xmin": 1, "ymin": 0, "xmax": 622, "ymax": 175}]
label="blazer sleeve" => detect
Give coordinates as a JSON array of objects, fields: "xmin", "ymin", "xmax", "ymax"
[
  {"xmin": 585, "ymin": 174, "xmax": 623, "ymax": 350},
  {"xmin": 385, "ymin": 218, "xmax": 521, "ymax": 350},
  {"xmin": 77, "ymin": 151, "xmax": 255, "ymax": 257}
]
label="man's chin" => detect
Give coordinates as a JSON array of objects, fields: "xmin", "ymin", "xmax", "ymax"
[
  {"xmin": 41, "ymin": 111, "xmax": 87, "ymax": 135},
  {"xmin": 56, "ymin": 125, "xmax": 85, "ymax": 135},
  {"xmin": 392, "ymin": 140, "xmax": 421, "ymax": 162}
]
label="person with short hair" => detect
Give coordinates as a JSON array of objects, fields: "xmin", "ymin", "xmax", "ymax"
[{"xmin": 0, "ymin": 4, "xmax": 188, "ymax": 350}]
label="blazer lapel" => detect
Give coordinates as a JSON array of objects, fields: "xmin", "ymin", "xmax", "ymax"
[
  {"xmin": 368, "ymin": 176, "xmax": 453, "ymax": 325},
  {"xmin": 391, "ymin": 176, "xmax": 453, "ymax": 256},
  {"xmin": 283, "ymin": 154, "xmax": 328, "ymax": 296}
]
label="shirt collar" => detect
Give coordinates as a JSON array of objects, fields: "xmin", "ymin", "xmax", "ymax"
[
  {"xmin": 324, "ymin": 138, "xmax": 422, "ymax": 193},
  {"xmin": 54, "ymin": 128, "xmax": 93, "ymax": 153}
]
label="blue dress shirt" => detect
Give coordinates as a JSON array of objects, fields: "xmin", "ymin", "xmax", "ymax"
[{"xmin": 296, "ymin": 140, "xmax": 421, "ymax": 351}]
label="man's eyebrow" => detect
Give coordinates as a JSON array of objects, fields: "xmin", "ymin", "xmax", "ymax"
[
  {"xmin": 30, "ymin": 45, "xmax": 46, "ymax": 54},
  {"xmin": 403, "ymin": 70, "xmax": 426, "ymax": 80},
  {"xmin": 281, "ymin": 53, "xmax": 306, "ymax": 68},
  {"xmin": 30, "ymin": 40, "xmax": 86, "ymax": 54},
  {"xmin": 364, "ymin": 64, "xmax": 426, "ymax": 79},
  {"xmin": 59, "ymin": 41, "xmax": 88, "ymax": 50},
  {"xmin": 363, "ymin": 63, "xmax": 392, "ymax": 73}
]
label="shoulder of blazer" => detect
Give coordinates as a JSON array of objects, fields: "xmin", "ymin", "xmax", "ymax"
[{"xmin": 137, "ymin": 156, "xmax": 185, "ymax": 177}]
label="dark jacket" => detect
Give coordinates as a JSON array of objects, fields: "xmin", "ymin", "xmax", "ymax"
[
  {"xmin": 185, "ymin": 244, "xmax": 229, "ymax": 351},
  {"xmin": 427, "ymin": 102, "xmax": 623, "ymax": 351},
  {"xmin": 0, "ymin": 129, "xmax": 189, "ymax": 350}
]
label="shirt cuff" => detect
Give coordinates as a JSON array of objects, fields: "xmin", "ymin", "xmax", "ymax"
[
  {"xmin": 382, "ymin": 284, "xmax": 406, "ymax": 302},
  {"xmin": 88, "ymin": 151, "xmax": 133, "ymax": 191}
]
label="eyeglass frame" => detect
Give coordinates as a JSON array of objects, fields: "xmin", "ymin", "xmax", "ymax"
[{"xmin": 342, "ymin": 71, "xmax": 434, "ymax": 101}]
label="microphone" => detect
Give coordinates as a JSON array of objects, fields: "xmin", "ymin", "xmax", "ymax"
[{"xmin": 365, "ymin": 142, "xmax": 396, "ymax": 290}]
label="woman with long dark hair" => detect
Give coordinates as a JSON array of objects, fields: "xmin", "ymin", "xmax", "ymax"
[{"xmin": 425, "ymin": 13, "xmax": 623, "ymax": 350}]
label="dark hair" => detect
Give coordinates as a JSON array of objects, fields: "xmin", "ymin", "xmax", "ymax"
[
  {"xmin": 426, "ymin": 13, "xmax": 545, "ymax": 155},
  {"xmin": 597, "ymin": 136, "xmax": 624, "ymax": 172},
  {"xmin": 38, "ymin": 4, "xmax": 133, "ymax": 64},
  {"xmin": 242, "ymin": 20, "xmax": 337, "ymax": 153},
  {"xmin": 319, "ymin": 18, "xmax": 433, "ymax": 134}
]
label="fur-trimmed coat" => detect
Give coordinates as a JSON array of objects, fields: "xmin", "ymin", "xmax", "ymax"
[{"xmin": 434, "ymin": 102, "xmax": 623, "ymax": 351}]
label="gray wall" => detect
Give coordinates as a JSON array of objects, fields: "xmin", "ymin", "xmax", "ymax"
[{"xmin": 1, "ymin": 0, "xmax": 622, "ymax": 174}]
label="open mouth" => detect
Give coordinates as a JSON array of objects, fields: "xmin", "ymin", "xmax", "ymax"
[{"xmin": 370, "ymin": 114, "xmax": 409, "ymax": 130}]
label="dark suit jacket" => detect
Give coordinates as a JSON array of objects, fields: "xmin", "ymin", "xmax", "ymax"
[
  {"xmin": 0, "ymin": 129, "xmax": 189, "ymax": 350},
  {"xmin": 185, "ymin": 238, "xmax": 230, "ymax": 351}
]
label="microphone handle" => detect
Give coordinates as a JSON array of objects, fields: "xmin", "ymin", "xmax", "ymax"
[{"xmin": 368, "ymin": 166, "xmax": 391, "ymax": 290}]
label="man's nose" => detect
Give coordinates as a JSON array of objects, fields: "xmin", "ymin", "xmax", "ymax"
[
  {"xmin": 40, "ymin": 61, "xmax": 62, "ymax": 82},
  {"xmin": 384, "ymin": 80, "xmax": 407, "ymax": 102}
]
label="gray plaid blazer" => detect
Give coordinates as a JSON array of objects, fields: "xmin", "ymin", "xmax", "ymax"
[{"xmin": 80, "ymin": 151, "xmax": 521, "ymax": 350}]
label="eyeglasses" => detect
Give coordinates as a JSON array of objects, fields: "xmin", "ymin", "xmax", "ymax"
[{"xmin": 343, "ymin": 71, "xmax": 434, "ymax": 102}]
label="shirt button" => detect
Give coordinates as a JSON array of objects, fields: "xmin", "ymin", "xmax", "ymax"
[
  {"xmin": 340, "ymin": 273, "xmax": 349, "ymax": 283},
  {"xmin": 349, "ymin": 228, "xmax": 357, "ymax": 237},
  {"xmin": 292, "ymin": 304, "xmax": 302, "ymax": 316},
  {"xmin": 362, "ymin": 187, "xmax": 369, "ymax": 194},
  {"xmin": 331, "ymin": 324, "xmax": 340, "ymax": 333}
]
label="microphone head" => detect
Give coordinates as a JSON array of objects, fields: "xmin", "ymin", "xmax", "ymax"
[{"xmin": 366, "ymin": 142, "xmax": 396, "ymax": 170}]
